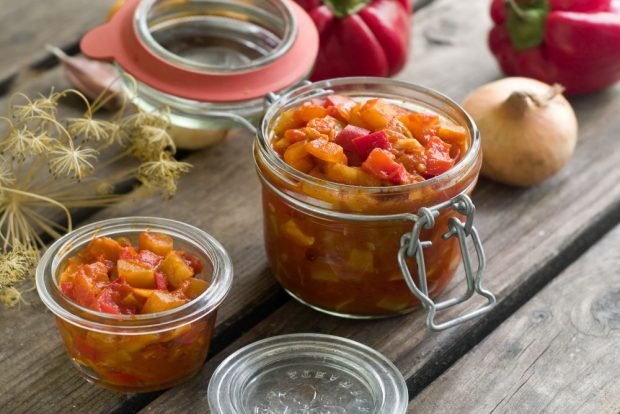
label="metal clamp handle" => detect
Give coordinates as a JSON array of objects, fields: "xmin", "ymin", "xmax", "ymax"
[{"xmin": 398, "ymin": 194, "xmax": 496, "ymax": 331}]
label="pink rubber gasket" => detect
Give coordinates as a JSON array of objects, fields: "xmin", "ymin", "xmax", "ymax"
[{"xmin": 81, "ymin": 0, "xmax": 318, "ymax": 102}]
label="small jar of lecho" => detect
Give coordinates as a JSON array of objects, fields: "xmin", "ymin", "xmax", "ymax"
[
  {"xmin": 36, "ymin": 217, "xmax": 233, "ymax": 392},
  {"xmin": 254, "ymin": 77, "xmax": 496, "ymax": 330}
]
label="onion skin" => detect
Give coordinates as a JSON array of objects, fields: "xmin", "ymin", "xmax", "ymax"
[{"xmin": 463, "ymin": 77, "xmax": 578, "ymax": 187}]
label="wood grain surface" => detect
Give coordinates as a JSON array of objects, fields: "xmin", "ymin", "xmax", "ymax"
[
  {"xmin": 135, "ymin": 0, "xmax": 620, "ymax": 411},
  {"xmin": 411, "ymin": 224, "xmax": 620, "ymax": 414},
  {"xmin": 2, "ymin": 0, "xmax": 620, "ymax": 413},
  {"xmin": 0, "ymin": 0, "xmax": 117, "ymax": 90}
]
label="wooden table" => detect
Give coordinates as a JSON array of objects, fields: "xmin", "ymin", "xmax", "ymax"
[{"xmin": 2, "ymin": 0, "xmax": 620, "ymax": 413}]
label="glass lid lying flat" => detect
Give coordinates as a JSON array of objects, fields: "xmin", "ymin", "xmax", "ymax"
[{"xmin": 208, "ymin": 334, "xmax": 408, "ymax": 413}]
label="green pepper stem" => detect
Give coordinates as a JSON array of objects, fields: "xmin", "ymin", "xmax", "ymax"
[
  {"xmin": 506, "ymin": 0, "xmax": 529, "ymax": 21},
  {"xmin": 322, "ymin": 0, "xmax": 373, "ymax": 18}
]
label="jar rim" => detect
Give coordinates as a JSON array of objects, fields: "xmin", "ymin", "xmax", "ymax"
[
  {"xmin": 255, "ymin": 77, "xmax": 481, "ymax": 194},
  {"xmin": 134, "ymin": 0, "xmax": 298, "ymax": 75},
  {"xmin": 35, "ymin": 217, "xmax": 233, "ymax": 334}
]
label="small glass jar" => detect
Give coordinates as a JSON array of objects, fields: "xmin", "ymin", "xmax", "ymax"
[
  {"xmin": 81, "ymin": 0, "xmax": 318, "ymax": 149},
  {"xmin": 254, "ymin": 77, "xmax": 496, "ymax": 330},
  {"xmin": 36, "ymin": 217, "xmax": 233, "ymax": 392}
]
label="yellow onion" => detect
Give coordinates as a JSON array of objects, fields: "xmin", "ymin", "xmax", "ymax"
[{"xmin": 463, "ymin": 77, "xmax": 577, "ymax": 187}]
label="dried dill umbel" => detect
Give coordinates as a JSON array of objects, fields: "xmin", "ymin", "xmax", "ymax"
[{"xmin": 0, "ymin": 84, "xmax": 192, "ymax": 307}]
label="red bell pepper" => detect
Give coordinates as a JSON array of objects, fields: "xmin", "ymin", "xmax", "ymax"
[
  {"xmin": 294, "ymin": 0, "xmax": 412, "ymax": 80},
  {"xmin": 351, "ymin": 130, "xmax": 391, "ymax": 159},
  {"xmin": 334, "ymin": 124, "xmax": 371, "ymax": 151},
  {"xmin": 489, "ymin": 0, "xmax": 620, "ymax": 95}
]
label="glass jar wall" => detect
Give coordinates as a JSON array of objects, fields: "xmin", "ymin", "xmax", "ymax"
[{"xmin": 254, "ymin": 78, "xmax": 482, "ymax": 318}]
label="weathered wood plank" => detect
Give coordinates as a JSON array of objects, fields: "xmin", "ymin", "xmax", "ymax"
[
  {"xmin": 410, "ymin": 225, "xmax": 620, "ymax": 414},
  {"xmin": 3, "ymin": 1, "xmax": 620, "ymax": 413},
  {"xmin": 0, "ymin": 0, "xmax": 117, "ymax": 91},
  {"xmin": 134, "ymin": 0, "xmax": 620, "ymax": 411}
]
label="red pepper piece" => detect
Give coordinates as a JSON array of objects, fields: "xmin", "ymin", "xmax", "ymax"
[
  {"xmin": 362, "ymin": 148, "xmax": 409, "ymax": 184},
  {"xmin": 136, "ymin": 250, "xmax": 163, "ymax": 268},
  {"xmin": 294, "ymin": 0, "xmax": 412, "ymax": 80},
  {"xmin": 96, "ymin": 279, "xmax": 137, "ymax": 315},
  {"xmin": 325, "ymin": 94, "xmax": 353, "ymax": 107},
  {"xmin": 424, "ymin": 136, "xmax": 454, "ymax": 177},
  {"xmin": 489, "ymin": 0, "xmax": 620, "ymax": 94},
  {"xmin": 334, "ymin": 124, "xmax": 371, "ymax": 152},
  {"xmin": 60, "ymin": 281, "xmax": 73, "ymax": 297},
  {"xmin": 155, "ymin": 271, "xmax": 168, "ymax": 290},
  {"xmin": 180, "ymin": 252, "xmax": 203, "ymax": 274},
  {"xmin": 352, "ymin": 130, "xmax": 391, "ymax": 159},
  {"xmin": 119, "ymin": 246, "xmax": 137, "ymax": 260}
]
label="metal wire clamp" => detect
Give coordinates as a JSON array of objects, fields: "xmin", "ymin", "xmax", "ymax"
[{"xmin": 397, "ymin": 194, "xmax": 496, "ymax": 331}]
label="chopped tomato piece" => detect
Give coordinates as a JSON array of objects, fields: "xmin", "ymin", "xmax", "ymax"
[
  {"xmin": 362, "ymin": 148, "xmax": 410, "ymax": 184},
  {"xmin": 425, "ymin": 136, "xmax": 455, "ymax": 177},
  {"xmin": 360, "ymin": 99, "xmax": 402, "ymax": 131},
  {"xmin": 295, "ymin": 102, "xmax": 328, "ymax": 123},
  {"xmin": 283, "ymin": 141, "xmax": 309, "ymax": 165},
  {"xmin": 284, "ymin": 129, "xmax": 307, "ymax": 143},
  {"xmin": 399, "ymin": 112, "xmax": 440, "ymax": 143}
]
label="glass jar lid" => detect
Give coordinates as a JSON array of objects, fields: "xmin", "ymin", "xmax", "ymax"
[
  {"xmin": 208, "ymin": 334, "xmax": 408, "ymax": 413},
  {"xmin": 80, "ymin": 0, "xmax": 318, "ymax": 102}
]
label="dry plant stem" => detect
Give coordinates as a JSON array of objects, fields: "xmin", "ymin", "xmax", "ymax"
[{"xmin": 0, "ymin": 80, "xmax": 191, "ymax": 307}]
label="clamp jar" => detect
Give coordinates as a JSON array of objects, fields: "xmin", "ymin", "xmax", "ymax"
[
  {"xmin": 81, "ymin": 0, "xmax": 318, "ymax": 149},
  {"xmin": 36, "ymin": 217, "xmax": 233, "ymax": 392},
  {"xmin": 254, "ymin": 78, "xmax": 496, "ymax": 330}
]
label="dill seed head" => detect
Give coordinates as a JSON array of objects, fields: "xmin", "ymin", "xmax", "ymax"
[
  {"xmin": 1, "ymin": 126, "xmax": 36, "ymax": 161},
  {"xmin": 137, "ymin": 154, "xmax": 192, "ymax": 198},
  {"xmin": 48, "ymin": 144, "xmax": 98, "ymax": 180},
  {"xmin": 67, "ymin": 117, "xmax": 113, "ymax": 144},
  {"xmin": 129, "ymin": 125, "xmax": 176, "ymax": 160},
  {"xmin": 0, "ymin": 157, "xmax": 16, "ymax": 186},
  {"xmin": 0, "ymin": 247, "xmax": 37, "ymax": 289},
  {"xmin": 12, "ymin": 92, "xmax": 59, "ymax": 121}
]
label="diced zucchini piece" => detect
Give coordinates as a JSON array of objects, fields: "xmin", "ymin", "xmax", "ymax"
[
  {"xmin": 281, "ymin": 219, "xmax": 315, "ymax": 247},
  {"xmin": 141, "ymin": 291, "xmax": 187, "ymax": 314},
  {"xmin": 132, "ymin": 288, "xmax": 156, "ymax": 299},
  {"xmin": 347, "ymin": 249, "xmax": 374, "ymax": 272},
  {"xmin": 82, "ymin": 237, "xmax": 123, "ymax": 261},
  {"xmin": 117, "ymin": 259, "xmax": 156, "ymax": 289},
  {"xmin": 181, "ymin": 278, "xmax": 209, "ymax": 300},
  {"xmin": 159, "ymin": 251, "xmax": 195, "ymax": 289},
  {"xmin": 138, "ymin": 232, "xmax": 174, "ymax": 256},
  {"xmin": 310, "ymin": 263, "xmax": 339, "ymax": 282}
]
